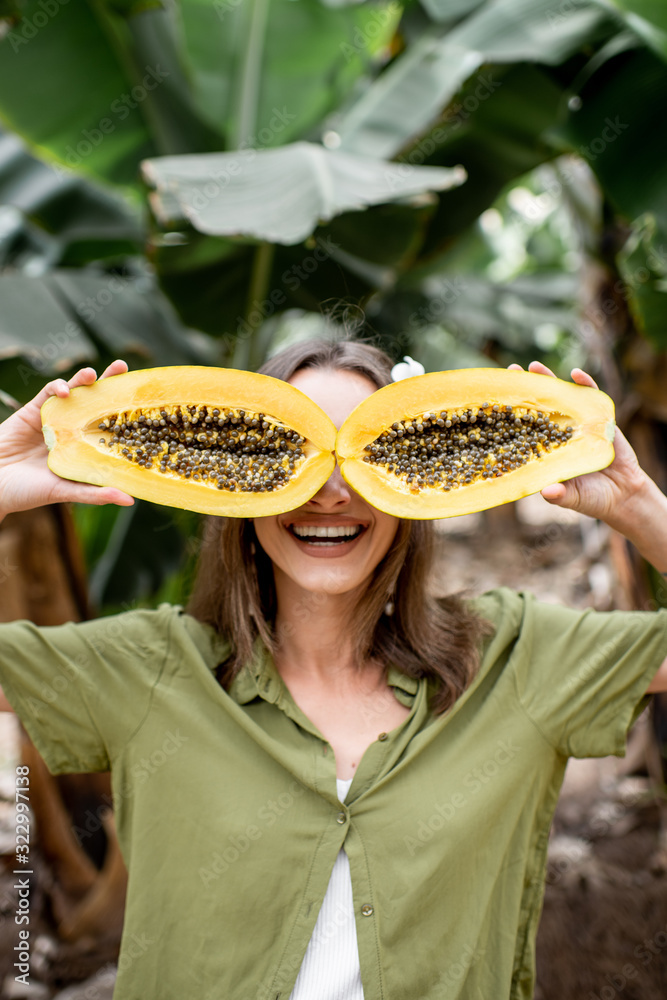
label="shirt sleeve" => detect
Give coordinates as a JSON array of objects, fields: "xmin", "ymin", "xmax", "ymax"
[
  {"xmin": 507, "ymin": 591, "xmax": 667, "ymax": 758},
  {"xmin": 0, "ymin": 604, "xmax": 180, "ymax": 774}
]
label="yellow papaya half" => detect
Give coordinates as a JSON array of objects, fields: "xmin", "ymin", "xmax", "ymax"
[
  {"xmin": 335, "ymin": 368, "xmax": 615, "ymax": 519},
  {"xmin": 41, "ymin": 367, "xmax": 337, "ymax": 516}
]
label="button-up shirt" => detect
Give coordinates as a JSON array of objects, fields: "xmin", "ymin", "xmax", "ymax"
[{"xmin": 0, "ymin": 588, "xmax": 665, "ymax": 999}]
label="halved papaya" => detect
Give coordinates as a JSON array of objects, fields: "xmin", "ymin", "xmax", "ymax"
[
  {"xmin": 42, "ymin": 366, "xmax": 616, "ymax": 520},
  {"xmin": 41, "ymin": 367, "xmax": 337, "ymax": 516},
  {"xmin": 335, "ymin": 368, "xmax": 615, "ymax": 518}
]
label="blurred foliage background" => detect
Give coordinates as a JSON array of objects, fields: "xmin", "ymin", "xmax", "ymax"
[{"xmin": 0, "ymin": 0, "xmax": 665, "ymax": 613}]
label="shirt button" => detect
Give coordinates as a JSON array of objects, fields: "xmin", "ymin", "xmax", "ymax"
[
  {"xmin": 361, "ymin": 904, "xmax": 374, "ymax": 917},
  {"xmin": 378, "ymin": 732, "xmax": 388, "ymax": 741},
  {"xmin": 336, "ymin": 812, "xmax": 347, "ymax": 824}
]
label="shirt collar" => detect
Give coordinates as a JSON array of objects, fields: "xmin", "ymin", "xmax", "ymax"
[
  {"xmin": 227, "ymin": 636, "xmax": 282, "ymax": 705},
  {"xmin": 227, "ymin": 636, "xmax": 419, "ymax": 706}
]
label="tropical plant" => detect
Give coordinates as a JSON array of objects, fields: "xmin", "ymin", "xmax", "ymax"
[{"xmin": 1, "ymin": 0, "xmax": 666, "ymax": 606}]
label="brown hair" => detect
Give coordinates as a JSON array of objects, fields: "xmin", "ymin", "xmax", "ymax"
[{"xmin": 187, "ymin": 338, "xmax": 491, "ymax": 715}]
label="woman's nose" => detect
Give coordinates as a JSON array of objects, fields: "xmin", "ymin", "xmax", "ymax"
[{"xmin": 310, "ymin": 462, "xmax": 354, "ymax": 507}]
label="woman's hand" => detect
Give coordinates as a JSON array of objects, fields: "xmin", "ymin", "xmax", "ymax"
[
  {"xmin": 507, "ymin": 361, "xmax": 647, "ymax": 528},
  {"xmin": 0, "ymin": 361, "xmax": 135, "ymax": 519}
]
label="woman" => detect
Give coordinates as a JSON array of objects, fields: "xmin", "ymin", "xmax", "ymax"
[{"xmin": 0, "ymin": 338, "xmax": 666, "ymax": 1000}]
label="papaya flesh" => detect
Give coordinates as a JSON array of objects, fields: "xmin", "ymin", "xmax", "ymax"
[
  {"xmin": 41, "ymin": 367, "xmax": 337, "ymax": 516},
  {"xmin": 335, "ymin": 368, "xmax": 615, "ymax": 519}
]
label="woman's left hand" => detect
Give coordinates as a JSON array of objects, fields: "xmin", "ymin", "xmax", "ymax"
[{"xmin": 507, "ymin": 361, "xmax": 647, "ymax": 527}]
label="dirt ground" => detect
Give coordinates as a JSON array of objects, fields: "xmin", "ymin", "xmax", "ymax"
[{"xmin": 0, "ymin": 494, "xmax": 665, "ymax": 998}]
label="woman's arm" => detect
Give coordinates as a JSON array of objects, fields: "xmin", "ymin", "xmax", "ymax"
[
  {"xmin": 509, "ymin": 361, "xmax": 667, "ymax": 692},
  {"xmin": 0, "ymin": 360, "xmax": 134, "ymax": 522}
]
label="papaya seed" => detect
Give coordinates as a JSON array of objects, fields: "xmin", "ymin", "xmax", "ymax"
[
  {"xmin": 362, "ymin": 404, "xmax": 573, "ymax": 493},
  {"xmin": 95, "ymin": 404, "xmax": 304, "ymax": 493}
]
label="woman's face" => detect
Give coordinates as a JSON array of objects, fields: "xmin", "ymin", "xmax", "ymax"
[{"xmin": 253, "ymin": 367, "xmax": 400, "ymax": 597}]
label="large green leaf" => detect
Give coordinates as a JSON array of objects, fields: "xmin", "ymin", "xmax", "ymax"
[
  {"xmin": 419, "ymin": 0, "xmax": 485, "ymax": 22},
  {"xmin": 101, "ymin": 3, "xmax": 225, "ymax": 154},
  {"xmin": 0, "ymin": 0, "xmax": 224, "ymax": 190},
  {"xmin": 0, "ymin": 0, "xmax": 402, "ymax": 188},
  {"xmin": 0, "ymin": 268, "xmax": 208, "ymax": 402},
  {"xmin": 552, "ymin": 48, "xmax": 667, "ymax": 240},
  {"xmin": 405, "ymin": 63, "xmax": 567, "ymax": 257},
  {"xmin": 375, "ymin": 266, "xmax": 580, "ymax": 369},
  {"xmin": 334, "ymin": 0, "xmax": 618, "ymax": 158},
  {"xmin": 617, "ymin": 214, "xmax": 667, "ymax": 348},
  {"xmin": 81, "ymin": 500, "xmax": 199, "ymax": 610},
  {"xmin": 0, "ymin": 1, "xmax": 156, "ymax": 186},
  {"xmin": 48, "ymin": 269, "xmax": 208, "ymax": 364},
  {"xmin": 156, "ymin": 227, "xmax": 380, "ymax": 341},
  {"xmin": 319, "ymin": 199, "xmax": 438, "ymax": 270},
  {"xmin": 0, "ymin": 128, "xmax": 143, "ymax": 262},
  {"xmin": 0, "ymin": 273, "xmax": 94, "ymax": 370},
  {"xmin": 178, "ymin": 0, "xmax": 401, "ymax": 147},
  {"xmin": 152, "ymin": 200, "xmax": 436, "ymax": 340},
  {"xmin": 142, "ymin": 141, "xmax": 466, "ymax": 244},
  {"xmin": 606, "ymin": 0, "xmax": 667, "ymax": 26}
]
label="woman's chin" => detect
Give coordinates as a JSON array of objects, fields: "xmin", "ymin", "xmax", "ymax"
[{"xmin": 278, "ymin": 560, "xmax": 368, "ymax": 597}]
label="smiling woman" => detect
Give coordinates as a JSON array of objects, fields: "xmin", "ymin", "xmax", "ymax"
[
  {"xmin": 0, "ymin": 338, "xmax": 667, "ymax": 1000},
  {"xmin": 187, "ymin": 341, "xmax": 488, "ymax": 720}
]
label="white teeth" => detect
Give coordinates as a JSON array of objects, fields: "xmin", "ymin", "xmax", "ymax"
[{"xmin": 292, "ymin": 525, "xmax": 362, "ymax": 539}]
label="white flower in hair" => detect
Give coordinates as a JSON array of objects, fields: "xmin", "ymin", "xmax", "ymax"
[{"xmin": 390, "ymin": 356, "xmax": 425, "ymax": 381}]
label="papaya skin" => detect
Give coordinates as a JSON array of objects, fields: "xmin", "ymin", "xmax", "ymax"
[
  {"xmin": 41, "ymin": 367, "xmax": 337, "ymax": 517},
  {"xmin": 334, "ymin": 368, "xmax": 615, "ymax": 519}
]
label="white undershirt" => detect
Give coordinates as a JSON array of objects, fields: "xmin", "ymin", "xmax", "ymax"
[{"xmin": 289, "ymin": 777, "xmax": 364, "ymax": 1000}]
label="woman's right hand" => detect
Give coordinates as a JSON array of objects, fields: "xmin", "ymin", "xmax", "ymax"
[{"xmin": 0, "ymin": 360, "xmax": 135, "ymax": 519}]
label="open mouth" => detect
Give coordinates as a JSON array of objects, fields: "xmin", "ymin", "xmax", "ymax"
[{"xmin": 287, "ymin": 524, "xmax": 366, "ymax": 546}]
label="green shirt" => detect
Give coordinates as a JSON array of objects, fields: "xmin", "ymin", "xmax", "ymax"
[{"xmin": 0, "ymin": 588, "xmax": 666, "ymax": 1000}]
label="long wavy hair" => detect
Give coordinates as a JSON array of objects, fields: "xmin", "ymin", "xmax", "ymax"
[{"xmin": 187, "ymin": 338, "xmax": 491, "ymax": 715}]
